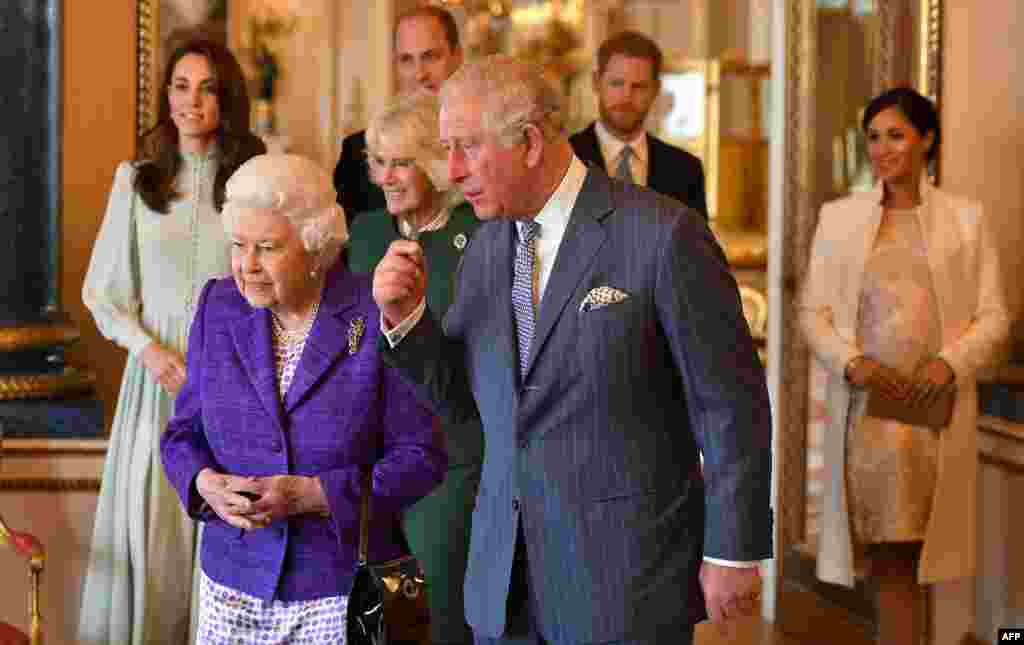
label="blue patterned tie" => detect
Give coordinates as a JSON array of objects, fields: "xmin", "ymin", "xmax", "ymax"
[{"xmin": 513, "ymin": 221, "xmax": 540, "ymax": 378}]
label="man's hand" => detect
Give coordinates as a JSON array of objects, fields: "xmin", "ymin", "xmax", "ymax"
[
  {"xmin": 700, "ymin": 561, "xmax": 762, "ymax": 631},
  {"xmin": 373, "ymin": 239, "xmax": 427, "ymax": 328},
  {"xmin": 140, "ymin": 342, "xmax": 186, "ymax": 396}
]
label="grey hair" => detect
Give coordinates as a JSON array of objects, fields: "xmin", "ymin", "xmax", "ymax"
[
  {"xmin": 222, "ymin": 153, "xmax": 348, "ymax": 270},
  {"xmin": 440, "ymin": 54, "xmax": 565, "ymax": 147},
  {"xmin": 366, "ymin": 91, "xmax": 452, "ymax": 196}
]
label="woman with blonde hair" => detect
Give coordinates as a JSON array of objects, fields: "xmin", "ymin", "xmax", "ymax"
[{"xmin": 348, "ymin": 91, "xmax": 481, "ymax": 645}]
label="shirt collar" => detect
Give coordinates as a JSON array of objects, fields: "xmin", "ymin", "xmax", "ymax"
[
  {"xmin": 517, "ymin": 155, "xmax": 587, "ymax": 238},
  {"xmin": 595, "ymin": 119, "xmax": 648, "ymax": 165}
]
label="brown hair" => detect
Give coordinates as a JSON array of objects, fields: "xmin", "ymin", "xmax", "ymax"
[
  {"xmin": 393, "ymin": 6, "xmax": 460, "ymax": 52},
  {"xmin": 596, "ymin": 30, "xmax": 663, "ymax": 80},
  {"xmin": 135, "ymin": 38, "xmax": 265, "ymax": 213}
]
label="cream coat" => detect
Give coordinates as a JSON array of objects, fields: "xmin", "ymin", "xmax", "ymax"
[{"xmin": 799, "ymin": 180, "xmax": 1010, "ymax": 587}]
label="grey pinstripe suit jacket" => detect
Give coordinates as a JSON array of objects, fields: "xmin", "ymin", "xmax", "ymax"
[{"xmin": 384, "ymin": 169, "xmax": 772, "ymax": 644}]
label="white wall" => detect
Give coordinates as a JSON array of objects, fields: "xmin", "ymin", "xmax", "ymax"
[
  {"xmin": 941, "ymin": 0, "xmax": 1024, "ymax": 321},
  {"xmin": 939, "ymin": 0, "xmax": 1024, "ymax": 640}
]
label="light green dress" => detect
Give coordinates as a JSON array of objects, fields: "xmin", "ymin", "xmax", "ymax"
[{"xmin": 78, "ymin": 151, "xmax": 230, "ymax": 645}]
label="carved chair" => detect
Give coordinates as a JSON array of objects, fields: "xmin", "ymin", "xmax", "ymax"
[{"xmin": 0, "ymin": 513, "xmax": 43, "ymax": 645}]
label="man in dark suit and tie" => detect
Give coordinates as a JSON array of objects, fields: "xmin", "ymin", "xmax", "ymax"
[
  {"xmin": 373, "ymin": 55, "xmax": 771, "ymax": 644},
  {"xmin": 333, "ymin": 6, "xmax": 463, "ymax": 225},
  {"xmin": 570, "ymin": 31, "xmax": 708, "ymax": 218}
]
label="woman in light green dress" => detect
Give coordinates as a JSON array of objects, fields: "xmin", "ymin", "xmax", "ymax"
[{"xmin": 78, "ymin": 39, "xmax": 265, "ymax": 645}]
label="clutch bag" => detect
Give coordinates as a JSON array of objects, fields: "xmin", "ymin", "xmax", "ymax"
[{"xmin": 866, "ymin": 385, "xmax": 956, "ymax": 429}]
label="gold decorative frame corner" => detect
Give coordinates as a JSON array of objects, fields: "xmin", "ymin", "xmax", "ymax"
[
  {"xmin": 136, "ymin": 0, "xmax": 159, "ymax": 145},
  {"xmin": 918, "ymin": 0, "xmax": 944, "ymax": 105}
]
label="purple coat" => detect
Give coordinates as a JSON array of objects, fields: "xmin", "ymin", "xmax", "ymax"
[{"xmin": 160, "ymin": 263, "xmax": 444, "ymax": 602}]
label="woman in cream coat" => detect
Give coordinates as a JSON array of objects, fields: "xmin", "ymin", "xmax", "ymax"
[{"xmin": 800, "ymin": 88, "xmax": 1009, "ymax": 643}]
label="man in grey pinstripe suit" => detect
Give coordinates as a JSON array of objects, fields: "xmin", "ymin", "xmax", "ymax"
[{"xmin": 373, "ymin": 55, "xmax": 772, "ymax": 645}]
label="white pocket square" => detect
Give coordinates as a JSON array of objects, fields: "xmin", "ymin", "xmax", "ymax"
[{"xmin": 578, "ymin": 286, "xmax": 630, "ymax": 312}]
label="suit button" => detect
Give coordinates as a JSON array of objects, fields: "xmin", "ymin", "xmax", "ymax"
[
  {"xmin": 270, "ymin": 439, "xmax": 283, "ymax": 453},
  {"xmin": 512, "ymin": 499, "xmax": 520, "ymax": 512}
]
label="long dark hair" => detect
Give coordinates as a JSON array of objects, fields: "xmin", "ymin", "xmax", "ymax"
[{"xmin": 135, "ymin": 38, "xmax": 266, "ymax": 213}]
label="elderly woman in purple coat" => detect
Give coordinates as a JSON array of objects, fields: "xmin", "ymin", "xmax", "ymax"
[{"xmin": 160, "ymin": 153, "xmax": 444, "ymax": 644}]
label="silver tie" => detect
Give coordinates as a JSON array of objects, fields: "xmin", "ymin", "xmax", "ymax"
[{"xmin": 615, "ymin": 145, "xmax": 634, "ymax": 183}]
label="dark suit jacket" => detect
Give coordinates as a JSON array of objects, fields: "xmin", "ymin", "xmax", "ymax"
[
  {"xmin": 161, "ymin": 263, "xmax": 445, "ymax": 602},
  {"xmin": 570, "ymin": 122, "xmax": 708, "ymax": 218},
  {"xmin": 383, "ymin": 169, "xmax": 771, "ymax": 643},
  {"xmin": 333, "ymin": 130, "xmax": 387, "ymax": 225}
]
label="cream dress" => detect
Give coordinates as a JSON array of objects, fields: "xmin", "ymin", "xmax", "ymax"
[
  {"xmin": 78, "ymin": 151, "xmax": 230, "ymax": 645},
  {"xmin": 846, "ymin": 207, "xmax": 940, "ymax": 544},
  {"xmin": 801, "ymin": 181, "xmax": 1009, "ymax": 587}
]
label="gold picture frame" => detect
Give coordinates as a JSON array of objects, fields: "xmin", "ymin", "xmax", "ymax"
[{"xmin": 136, "ymin": 0, "xmax": 159, "ymax": 143}]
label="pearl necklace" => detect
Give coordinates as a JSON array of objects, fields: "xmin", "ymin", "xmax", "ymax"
[{"xmin": 271, "ymin": 298, "xmax": 321, "ymax": 398}]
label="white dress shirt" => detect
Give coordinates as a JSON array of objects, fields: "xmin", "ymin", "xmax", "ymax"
[
  {"xmin": 382, "ymin": 154, "xmax": 756, "ymax": 569},
  {"xmin": 595, "ymin": 120, "xmax": 649, "ymax": 187}
]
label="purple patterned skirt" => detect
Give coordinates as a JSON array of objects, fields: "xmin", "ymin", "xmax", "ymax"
[{"xmin": 197, "ymin": 570, "xmax": 348, "ymax": 644}]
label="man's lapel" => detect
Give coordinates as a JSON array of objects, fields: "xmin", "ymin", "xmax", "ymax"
[
  {"xmin": 493, "ymin": 221, "xmax": 520, "ymax": 383},
  {"xmin": 575, "ymin": 123, "xmax": 607, "ymax": 170},
  {"xmin": 232, "ymin": 308, "xmax": 285, "ymax": 433},
  {"xmin": 524, "ymin": 172, "xmax": 612, "ymax": 377},
  {"xmin": 646, "ymin": 133, "xmax": 672, "ymax": 194}
]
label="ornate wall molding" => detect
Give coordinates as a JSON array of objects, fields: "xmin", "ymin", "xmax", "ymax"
[
  {"xmin": 918, "ymin": 0, "xmax": 943, "ymax": 104},
  {"xmin": 874, "ymin": 0, "xmax": 895, "ymax": 95},
  {"xmin": 0, "ymin": 321, "xmax": 79, "ymax": 352},
  {"xmin": 0, "ymin": 367, "xmax": 96, "ymax": 401},
  {"xmin": 0, "ymin": 477, "xmax": 100, "ymax": 491},
  {"xmin": 0, "ymin": 438, "xmax": 106, "ymax": 490}
]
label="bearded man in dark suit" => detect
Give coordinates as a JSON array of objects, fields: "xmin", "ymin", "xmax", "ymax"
[{"xmin": 570, "ymin": 31, "xmax": 708, "ymax": 219}]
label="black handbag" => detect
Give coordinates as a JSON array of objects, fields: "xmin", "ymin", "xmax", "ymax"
[{"xmin": 346, "ymin": 469, "xmax": 431, "ymax": 645}]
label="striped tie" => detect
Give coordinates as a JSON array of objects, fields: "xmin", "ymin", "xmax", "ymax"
[{"xmin": 512, "ymin": 221, "xmax": 540, "ymax": 378}]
